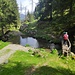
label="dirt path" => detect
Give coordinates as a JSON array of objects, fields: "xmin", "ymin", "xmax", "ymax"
[{"xmin": 0, "ymin": 44, "xmax": 35, "ymax": 64}]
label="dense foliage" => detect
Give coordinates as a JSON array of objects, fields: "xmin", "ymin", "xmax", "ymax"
[
  {"xmin": 20, "ymin": 0, "xmax": 75, "ymax": 52},
  {"xmin": 22, "ymin": 0, "xmax": 75, "ymax": 38},
  {"xmin": 34, "ymin": 0, "xmax": 75, "ymax": 21},
  {"xmin": 34, "ymin": 0, "xmax": 75, "ymax": 33},
  {"xmin": 0, "ymin": 0, "xmax": 20, "ymax": 35}
]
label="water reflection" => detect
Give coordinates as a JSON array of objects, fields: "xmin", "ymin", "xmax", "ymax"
[
  {"xmin": 20, "ymin": 36, "xmax": 39, "ymax": 48},
  {"xmin": 8, "ymin": 35, "xmax": 49, "ymax": 48}
]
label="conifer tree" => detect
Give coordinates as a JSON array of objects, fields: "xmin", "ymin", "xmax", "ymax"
[{"xmin": 0, "ymin": 0, "xmax": 20, "ymax": 35}]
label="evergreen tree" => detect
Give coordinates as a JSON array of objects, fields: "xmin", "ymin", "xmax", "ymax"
[
  {"xmin": 0, "ymin": 0, "xmax": 20, "ymax": 35},
  {"xmin": 34, "ymin": 0, "xmax": 53, "ymax": 21},
  {"xmin": 26, "ymin": 11, "xmax": 34, "ymax": 22}
]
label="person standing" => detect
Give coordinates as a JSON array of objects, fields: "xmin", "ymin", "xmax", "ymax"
[
  {"xmin": 63, "ymin": 32, "xmax": 69, "ymax": 45},
  {"xmin": 62, "ymin": 32, "xmax": 71, "ymax": 56}
]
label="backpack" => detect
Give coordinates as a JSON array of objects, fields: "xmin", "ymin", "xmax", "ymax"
[{"xmin": 63, "ymin": 34, "xmax": 68, "ymax": 40}]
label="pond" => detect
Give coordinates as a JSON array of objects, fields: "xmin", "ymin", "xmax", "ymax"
[
  {"xmin": 8, "ymin": 35, "xmax": 49, "ymax": 48},
  {"xmin": 20, "ymin": 36, "xmax": 39, "ymax": 48}
]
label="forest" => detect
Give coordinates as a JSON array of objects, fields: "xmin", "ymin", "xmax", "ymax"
[
  {"xmin": 0, "ymin": 0, "xmax": 75, "ymax": 75},
  {"xmin": 21, "ymin": 0, "xmax": 75, "ymax": 52},
  {"xmin": 0, "ymin": 0, "xmax": 20, "ymax": 35},
  {"xmin": 0, "ymin": 0, "xmax": 75, "ymax": 52}
]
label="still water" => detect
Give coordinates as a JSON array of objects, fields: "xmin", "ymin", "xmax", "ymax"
[
  {"xmin": 8, "ymin": 35, "xmax": 60, "ymax": 50},
  {"xmin": 20, "ymin": 36, "xmax": 39, "ymax": 48},
  {"xmin": 8, "ymin": 35, "xmax": 49, "ymax": 48}
]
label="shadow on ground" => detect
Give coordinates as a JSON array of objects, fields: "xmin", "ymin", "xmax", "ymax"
[{"xmin": 0, "ymin": 61, "xmax": 75, "ymax": 75}]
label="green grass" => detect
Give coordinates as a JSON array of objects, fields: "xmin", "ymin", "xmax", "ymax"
[
  {"xmin": 0, "ymin": 41, "xmax": 10, "ymax": 50},
  {"xmin": 0, "ymin": 50, "xmax": 75, "ymax": 75}
]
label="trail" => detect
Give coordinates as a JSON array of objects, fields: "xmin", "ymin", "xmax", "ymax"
[{"xmin": 0, "ymin": 44, "xmax": 35, "ymax": 64}]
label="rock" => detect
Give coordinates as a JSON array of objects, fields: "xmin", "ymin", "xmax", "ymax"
[{"xmin": 71, "ymin": 52, "xmax": 75, "ymax": 60}]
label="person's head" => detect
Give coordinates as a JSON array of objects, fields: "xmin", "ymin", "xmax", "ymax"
[
  {"xmin": 63, "ymin": 32, "xmax": 67, "ymax": 34},
  {"xmin": 65, "ymin": 32, "xmax": 67, "ymax": 34}
]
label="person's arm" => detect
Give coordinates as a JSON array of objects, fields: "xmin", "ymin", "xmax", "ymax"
[{"xmin": 67, "ymin": 39, "xmax": 71, "ymax": 50}]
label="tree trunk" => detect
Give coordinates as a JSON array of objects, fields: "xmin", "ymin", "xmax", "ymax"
[
  {"xmin": 61, "ymin": 9, "xmax": 64, "ymax": 17},
  {"xmin": 69, "ymin": 0, "xmax": 73, "ymax": 14},
  {"xmin": 49, "ymin": 3, "xmax": 52, "ymax": 21},
  {"xmin": 1, "ymin": 26, "xmax": 4, "ymax": 35}
]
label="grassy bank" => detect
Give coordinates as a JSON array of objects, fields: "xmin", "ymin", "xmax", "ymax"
[
  {"xmin": 0, "ymin": 41, "xmax": 10, "ymax": 50},
  {"xmin": 0, "ymin": 50, "xmax": 75, "ymax": 75}
]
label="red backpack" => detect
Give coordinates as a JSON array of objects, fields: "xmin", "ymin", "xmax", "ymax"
[{"xmin": 63, "ymin": 34, "xmax": 68, "ymax": 40}]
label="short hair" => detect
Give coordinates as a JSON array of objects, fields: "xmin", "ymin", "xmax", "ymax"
[{"xmin": 63, "ymin": 32, "xmax": 67, "ymax": 34}]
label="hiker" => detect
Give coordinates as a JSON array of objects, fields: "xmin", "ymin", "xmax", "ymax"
[
  {"xmin": 63, "ymin": 32, "xmax": 69, "ymax": 45},
  {"xmin": 62, "ymin": 32, "xmax": 71, "ymax": 56}
]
